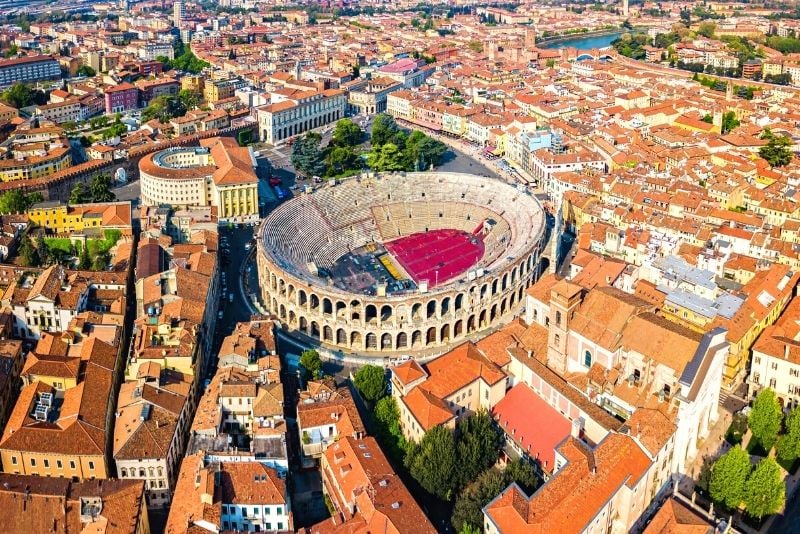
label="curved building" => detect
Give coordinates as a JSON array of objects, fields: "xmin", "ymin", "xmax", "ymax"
[
  {"xmin": 139, "ymin": 137, "xmax": 259, "ymax": 223},
  {"xmin": 256, "ymin": 172, "xmax": 547, "ymax": 357}
]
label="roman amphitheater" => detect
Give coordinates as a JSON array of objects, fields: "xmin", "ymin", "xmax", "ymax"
[{"xmin": 256, "ymin": 172, "xmax": 547, "ymax": 357}]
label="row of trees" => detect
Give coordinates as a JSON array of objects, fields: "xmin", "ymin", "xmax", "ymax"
[
  {"xmin": 708, "ymin": 447, "xmax": 784, "ymax": 520},
  {"xmin": 352, "ymin": 364, "xmax": 539, "ymax": 533},
  {"xmin": 367, "ymin": 114, "xmax": 448, "ymax": 172},
  {"xmin": 290, "ymin": 118, "xmax": 364, "ymax": 179}
]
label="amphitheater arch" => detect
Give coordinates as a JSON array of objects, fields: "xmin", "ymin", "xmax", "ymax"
[
  {"xmin": 278, "ymin": 279, "xmax": 286, "ymax": 295},
  {"xmin": 336, "ymin": 328, "xmax": 347, "ymax": 345},
  {"xmin": 322, "ymin": 298, "xmax": 333, "ymax": 316},
  {"xmin": 397, "ymin": 332, "xmax": 408, "ymax": 349},
  {"xmin": 511, "ymin": 267, "xmax": 518, "ymax": 285},
  {"xmin": 479, "ymin": 310, "xmax": 487, "ymax": 328},
  {"xmin": 502, "ymin": 273, "xmax": 508, "ymax": 291},
  {"xmin": 518, "ymin": 286, "xmax": 524, "ymax": 302},
  {"xmin": 289, "ymin": 310, "xmax": 297, "ymax": 326},
  {"xmin": 480, "ymin": 284, "xmax": 488, "ymax": 300},
  {"xmin": 299, "ymin": 316, "xmax": 308, "ymax": 333},
  {"xmin": 426, "ymin": 300, "xmax": 437, "ymax": 320},
  {"xmin": 351, "ymin": 331, "xmax": 362, "ymax": 348},
  {"xmin": 366, "ymin": 332, "xmax": 378, "ymax": 350},
  {"xmin": 323, "ymin": 326, "xmax": 333, "ymax": 342},
  {"xmin": 510, "ymin": 292, "xmax": 516, "ymax": 308},
  {"xmin": 411, "ymin": 303, "xmax": 422, "ymax": 321},
  {"xmin": 492, "ymin": 279, "xmax": 499, "ymax": 296},
  {"xmin": 270, "ymin": 273, "xmax": 276, "ymax": 291},
  {"xmin": 299, "ymin": 290, "xmax": 308, "ymax": 308},
  {"xmin": 381, "ymin": 333, "xmax": 392, "ymax": 350},
  {"xmin": 335, "ymin": 301, "xmax": 346, "ymax": 318},
  {"xmin": 454, "ymin": 320, "xmax": 464, "ymax": 337},
  {"xmin": 412, "ymin": 330, "xmax": 422, "ymax": 347},
  {"xmin": 441, "ymin": 297, "xmax": 451, "ymax": 317},
  {"xmin": 366, "ymin": 304, "xmax": 378, "ymax": 324},
  {"xmin": 380, "ymin": 305, "xmax": 393, "ymax": 324},
  {"xmin": 500, "ymin": 298, "xmax": 508, "ymax": 316},
  {"xmin": 272, "ymin": 298, "xmax": 278, "ymax": 314},
  {"xmin": 441, "ymin": 323, "xmax": 450, "ymax": 343},
  {"xmin": 519, "ymin": 261, "xmax": 525, "ymax": 277},
  {"xmin": 455, "ymin": 293, "xmax": 465, "ymax": 312},
  {"xmin": 310, "ymin": 293, "xmax": 320, "ymax": 310},
  {"xmin": 490, "ymin": 304, "xmax": 498, "ymax": 323},
  {"xmin": 310, "ymin": 321, "xmax": 320, "ymax": 338},
  {"xmin": 279, "ymin": 304, "xmax": 286, "ymax": 319},
  {"xmin": 467, "ymin": 315, "xmax": 476, "ymax": 333},
  {"xmin": 287, "ymin": 284, "xmax": 296, "ymax": 301},
  {"xmin": 350, "ymin": 300, "xmax": 361, "ymax": 322},
  {"xmin": 426, "ymin": 327, "xmax": 437, "ymax": 346}
]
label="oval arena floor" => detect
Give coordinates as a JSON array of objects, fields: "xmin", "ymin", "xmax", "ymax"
[{"xmin": 383, "ymin": 228, "xmax": 484, "ymax": 288}]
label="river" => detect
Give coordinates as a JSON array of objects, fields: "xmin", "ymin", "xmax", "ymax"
[{"xmin": 539, "ymin": 31, "xmax": 624, "ymax": 50}]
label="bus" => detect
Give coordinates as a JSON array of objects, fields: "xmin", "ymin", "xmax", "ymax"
[{"xmin": 274, "ymin": 186, "xmax": 287, "ymax": 200}]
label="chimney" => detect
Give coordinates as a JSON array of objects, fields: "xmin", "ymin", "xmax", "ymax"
[
  {"xmin": 570, "ymin": 417, "xmax": 584, "ymax": 439},
  {"xmin": 785, "ymin": 344, "xmax": 790, "ymax": 360}
]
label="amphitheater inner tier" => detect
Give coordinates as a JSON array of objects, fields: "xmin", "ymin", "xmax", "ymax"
[{"xmin": 257, "ymin": 172, "xmax": 547, "ymax": 356}]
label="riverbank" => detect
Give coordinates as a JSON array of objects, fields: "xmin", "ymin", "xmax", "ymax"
[{"xmin": 537, "ymin": 26, "xmax": 648, "ymax": 49}]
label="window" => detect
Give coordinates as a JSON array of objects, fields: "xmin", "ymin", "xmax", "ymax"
[
  {"xmin": 754, "ymin": 356, "xmax": 761, "ymax": 365},
  {"xmin": 770, "ymin": 378, "xmax": 777, "ymax": 388},
  {"xmin": 276, "ymin": 507, "xmax": 283, "ymax": 515},
  {"xmin": 584, "ymin": 350, "xmax": 592, "ymax": 367},
  {"xmin": 88, "ymin": 461, "xmax": 95, "ymax": 470},
  {"xmin": 554, "ymin": 334, "xmax": 560, "ymax": 345},
  {"xmin": 10, "ymin": 456, "xmax": 16, "ymax": 465},
  {"xmin": 70, "ymin": 461, "xmax": 76, "ymax": 470},
  {"xmin": 43, "ymin": 459, "xmax": 49, "ymax": 468},
  {"xmin": 556, "ymin": 311, "xmax": 562, "ymax": 326},
  {"xmin": 277, "ymin": 523, "xmax": 284, "ymax": 530},
  {"xmin": 265, "ymin": 506, "xmax": 271, "ymax": 515}
]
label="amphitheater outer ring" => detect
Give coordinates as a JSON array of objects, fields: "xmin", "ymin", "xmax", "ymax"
[{"xmin": 256, "ymin": 171, "xmax": 547, "ymax": 357}]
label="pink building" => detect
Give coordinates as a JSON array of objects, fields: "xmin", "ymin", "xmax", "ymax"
[{"xmin": 104, "ymin": 83, "xmax": 139, "ymax": 114}]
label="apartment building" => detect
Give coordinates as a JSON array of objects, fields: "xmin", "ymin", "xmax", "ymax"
[
  {"xmin": 257, "ymin": 88, "xmax": 346, "ymax": 145},
  {"xmin": 0, "ymin": 333, "xmax": 120, "ymax": 480},
  {"xmin": 749, "ymin": 295, "xmax": 800, "ymax": 407},
  {"xmin": 114, "ymin": 367, "xmax": 194, "ymax": 508},
  {"xmin": 391, "ymin": 341, "xmax": 507, "ymax": 442},
  {"xmin": 296, "ymin": 382, "xmax": 365, "ymax": 465},
  {"xmin": 312, "ymin": 436, "xmax": 437, "ymax": 533},
  {"xmin": 0, "ymin": 55, "xmax": 60, "ymax": 87},
  {"xmin": 26, "ymin": 201, "xmax": 133, "ymax": 236},
  {"xmin": 0, "ymin": 475, "xmax": 150, "ymax": 534},
  {"xmin": 166, "ymin": 453, "xmax": 291, "ymax": 534}
]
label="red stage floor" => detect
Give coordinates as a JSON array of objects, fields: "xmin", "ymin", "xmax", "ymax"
[{"xmin": 384, "ymin": 229, "xmax": 484, "ymax": 287}]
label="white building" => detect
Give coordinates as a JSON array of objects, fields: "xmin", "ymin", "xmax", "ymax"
[{"xmin": 257, "ymin": 89, "xmax": 347, "ymax": 145}]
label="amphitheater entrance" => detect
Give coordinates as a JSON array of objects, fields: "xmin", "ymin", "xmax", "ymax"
[
  {"xmin": 351, "ymin": 331, "xmax": 363, "ymax": 348},
  {"xmin": 397, "ymin": 332, "xmax": 408, "ymax": 349},
  {"xmin": 381, "ymin": 333, "xmax": 392, "ymax": 350},
  {"xmin": 412, "ymin": 330, "xmax": 422, "ymax": 348},
  {"xmin": 366, "ymin": 332, "xmax": 378, "ymax": 350},
  {"xmin": 337, "ymin": 328, "xmax": 347, "ymax": 345}
]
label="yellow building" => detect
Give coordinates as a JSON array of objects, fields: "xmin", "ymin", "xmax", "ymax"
[
  {"xmin": 0, "ymin": 146, "xmax": 71, "ymax": 182},
  {"xmin": 0, "ymin": 336, "xmax": 119, "ymax": 481},
  {"xmin": 203, "ymin": 79, "xmax": 235, "ymax": 104},
  {"xmin": 26, "ymin": 201, "xmax": 133, "ymax": 236}
]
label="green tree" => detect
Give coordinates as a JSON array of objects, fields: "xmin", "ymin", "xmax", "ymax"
[
  {"xmin": 722, "ymin": 111, "xmax": 740, "ymax": 134},
  {"xmin": 709, "ymin": 445, "xmax": 751, "ymax": 509},
  {"xmin": 76, "ymin": 65, "xmax": 96, "ymax": 77},
  {"xmin": 142, "ymin": 95, "xmax": 187, "ymax": 123},
  {"xmin": 367, "ymin": 143, "xmax": 404, "ymax": 171},
  {"xmin": 743, "ymin": 457, "xmax": 785, "ymax": 519},
  {"xmin": 370, "ymin": 113, "xmax": 399, "ymax": 147},
  {"xmin": 332, "ymin": 118, "xmax": 363, "ymax": 147},
  {"xmin": 92, "ymin": 250, "xmax": 109, "ymax": 271},
  {"xmin": 4, "ymin": 44, "xmax": 18, "ymax": 58},
  {"xmin": 325, "ymin": 146, "xmax": 360, "ymax": 176},
  {"xmin": 406, "ymin": 425, "xmax": 457, "ymax": 500},
  {"xmin": 299, "ymin": 349, "xmax": 323, "ymax": 380},
  {"xmin": 78, "ymin": 242, "xmax": 90, "ymax": 270},
  {"xmin": 759, "ymin": 131, "xmax": 794, "ymax": 167},
  {"xmin": 749, "ymin": 388, "xmax": 783, "ymax": 450},
  {"xmin": 18, "ymin": 234, "xmax": 39, "ymax": 267},
  {"xmin": 467, "ymin": 40, "xmax": 483, "ymax": 53},
  {"xmin": 406, "ymin": 134, "xmax": 448, "ymax": 169},
  {"xmin": 0, "ymin": 190, "xmax": 31, "ymax": 213},
  {"xmin": 697, "ymin": 21, "xmax": 717, "ymax": 38},
  {"xmin": 373, "ymin": 395, "xmax": 408, "ymax": 461},
  {"xmin": 353, "ymin": 364, "xmax": 386, "ymax": 403},
  {"xmin": 69, "ymin": 183, "xmax": 90, "ymax": 204},
  {"xmin": 777, "ymin": 407, "xmax": 800, "ymax": 464},
  {"xmin": 454, "ymin": 410, "xmax": 503, "ymax": 489},
  {"xmin": 452, "ymin": 468, "xmax": 508, "ymax": 532},
  {"xmin": 89, "ymin": 173, "xmax": 115, "ymax": 203},
  {"xmin": 291, "ymin": 134, "xmax": 326, "ymax": 178},
  {"xmin": 2, "ymin": 82, "xmax": 35, "ymax": 109},
  {"xmin": 178, "ymin": 89, "xmax": 202, "ymax": 111},
  {"xmin": 451, "ymin": 461, "xmax": 540, "ymax": 532}
]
